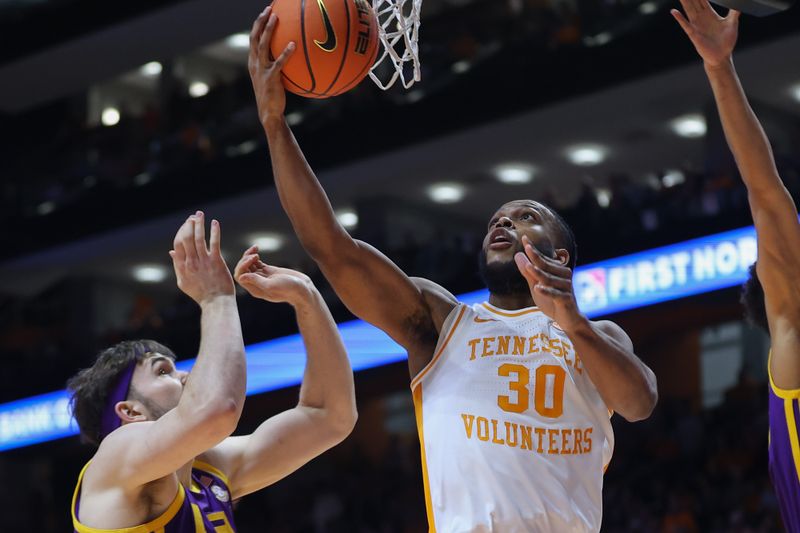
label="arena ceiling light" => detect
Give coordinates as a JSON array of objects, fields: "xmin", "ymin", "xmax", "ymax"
[
  {"xmin": 101, "ymin": 107, "xmax": 120, "ymax": 127},
  {"xmin": 133, "ymin": 264, "xmax": 168, "ymax": 283},
  {"xmin": 565, "ymin": 144, "xmax": 607, "ymax": 166},
  {"xmin": 335, "ymin": 209, "xmax": 359, "ymax": 229},
  {"xmin": 189, "ymin": 81, "xmax": 210, "ymax": 98},
  {"xmin": 226, "ymin": 33, "xmax": 250, "ymax": 49},
  {"xmin": 494, "ymin": 163, "xmax": 535, "ymax": 184},
  {"xmin": 139, "ymin": 61, "xmax": 162, "ymax": 77},
  {"xmin": 639, "ymin": 1, "xmax": 658, "ymax": 14},
  {"xmin": 427, "ymin": 183, "xmax": 466, "ymax": 204},
  {"xmin": 451, "ymin": 60, "xmax": 471, "ymax": 74},
  {"xmin": 670, "ymin": 113, "xmax": 706, "ymax": 138},
  {"xmin": 791, "ymin": 83, "xmax": 800, "ymax": 102},
  {"xmin": 247, "ymin": 233, "xmax": 285, "ymax": 252},
  {"xmin": 662, "ymin": 169, "xmax": 686, "ymax": 188}
]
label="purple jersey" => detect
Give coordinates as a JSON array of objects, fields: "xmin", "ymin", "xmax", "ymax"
[
  {"xmin": 769, "ymin": 362, "xmax": 800, "ymax": 533},
  {"xmin": 72, "ymin": 460, "xmax": 237, "ymax": 532}
]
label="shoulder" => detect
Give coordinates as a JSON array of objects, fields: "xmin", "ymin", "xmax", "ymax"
[
  {"xmin": 85, "ymin": 422, "xmax": 153, "ymax": 489},
  {"xmin": 410, "ymin": 277, "xmax": 458, "ymax": 306},
  {"xmin": 592, "ymin": 319, "xmax": 633, "ymax": 348},
  {"xmin": 410, "ymin": 277, "xmax": 459, "ymax": 330}
]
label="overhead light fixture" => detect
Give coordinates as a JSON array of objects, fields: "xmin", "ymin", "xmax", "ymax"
[
  {"xmin": 407, "ymin": 90, "xmax": 425, "ymax": 103},
  {"xmin": 248, "ymin": 233, "xmax": 284, "ymax": 252},
  {"xmin": 670, "ymin": 113, "xmax": 706, "ymax": 138},
  {"xmin": 133, "ymin": 264, "xmax": 168, "ymax": 283},
  {"xmin": 134, "ymin": 172, "xmax": 152, "ymax": 186},
  {"xmin": 566, "ymin": 144, "xmax": 607, "ymax": 166},
  {"xmin": 451, "ymin": 60, "xmax": 471, "ymax": 74},
  {"xmin": 427, "ymin": 183, "xmax": 465, "ymax": 204},
  {"xmin": 791, "ymin": 83, "xmax": 800, "ymax": 102},
  {"xmin": 36, "ymin": 201, "xmax": 56, "ymax": 216},
  {"xmin": 336, "ymin": 209, "xmax": 359, "ymax": 229},
  {"xmin": 286, "ymin": 112, "xmax": 304, "ymax": 126},
  {"xmin": 662, "ymin": 169, "xmax": 686, "ymax": 188},
  {"xmin": 189, "ymin": 81, "xmax": 210, "ymax": 98},
  {"xmin": 494, "ymin": 163, "xmax": 535, "ymax": 184},
  {"xmin": 101, "ymin": 107, "xmax": 120, "ymax": 127},
  {"xmin": 226, "ymin": 33, "xmax": 250, "ymax": 49},
  {"xmin": 140, "ymin": 61, "xmax": 163, "ymax": 77},
  {"xmin": 595, "ymin": 188, "xmax": 612, "ymax": 208},
  {"xmin": 639, "ymin": 1, "xmax": 658, "ymax": 14}
]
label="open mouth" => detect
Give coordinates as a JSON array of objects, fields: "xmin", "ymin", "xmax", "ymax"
[{"xmin": 488, "ymin": 229, "xmax": 514, "ymax": 250}]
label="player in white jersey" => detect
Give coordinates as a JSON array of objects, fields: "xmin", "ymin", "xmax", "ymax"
[{"xmin": 248, "ymin": 10, "xmax": 658, "ymax": 531}]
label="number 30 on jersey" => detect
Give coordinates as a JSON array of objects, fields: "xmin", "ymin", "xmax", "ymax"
[{"xmin": 497, "ymin": 363, "xmax": 566, "ymax": 418}]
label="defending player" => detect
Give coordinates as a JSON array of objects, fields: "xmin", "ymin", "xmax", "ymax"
[
  {"xmin": 673, "ymin": 0, "xmax": 800, "ymax": 528},
  {"xmin": 250, "ymin": 8, "xmax": 657, "ymax": 531},
  {"xmin": 68, "ymin": 211, "xmax": 356, "ymax": 532}
]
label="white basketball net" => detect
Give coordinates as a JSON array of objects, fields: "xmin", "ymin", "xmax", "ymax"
[{"xmin": 369, "ymin": 0, "xmax": 422, "ymax": 90}]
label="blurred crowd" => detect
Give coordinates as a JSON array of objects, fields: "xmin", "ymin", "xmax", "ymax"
[
  {"xmin": 0, "ymin": 364, "xmax": 781, "ymax": 531},
  {"xmin": 0, "ymin": 0, "xmax": 672, "ymax": 259}
]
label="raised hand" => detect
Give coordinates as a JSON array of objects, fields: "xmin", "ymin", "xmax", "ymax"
[
  {"xmin": 234, "ymin": 246, "xmax": 314, "ymax": 306},
  {"xmin": 514, "ymin": 235, "xmax": 583, "ymax": 332},
  {"xmin": 169, "ymin": 212, "xmax": 235, "ymax": 305},
  {"xmin": 671, "ymin": 0, "xmax": 740, "ymax": 68},
  {"xmin": 248, "ymin": 5, "xmax": 296, "ymax": 126}
]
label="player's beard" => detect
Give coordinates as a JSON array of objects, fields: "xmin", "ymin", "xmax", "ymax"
[{"xmin": 478, "ymin": 249, "xmax": 530, "ymax": 296}]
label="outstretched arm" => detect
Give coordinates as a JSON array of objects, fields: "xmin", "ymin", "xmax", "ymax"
[
  {"xmin": 93, "ymin": 213, "xmax": 246, "ymax": 489},
  {"xmin": 673, "ymin": 0, "xmax": 800, "ymax": 382},
  {"xmin": 247, "ymin": 8, "xmax": 444, "ymax": 373},
  {"xmin": 207, "ymin": 250, "xmax": 357, "ymax": 498}
]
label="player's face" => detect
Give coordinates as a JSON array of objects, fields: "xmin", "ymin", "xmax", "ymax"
[
  {"xmin": 482, "ymin": 200, "xmax": 557, "ymax": 265},
  {"xmin": 129, "ymin": 354, "xmax": 187, "ymax": 420}
]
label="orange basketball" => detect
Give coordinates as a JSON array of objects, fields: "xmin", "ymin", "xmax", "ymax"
[{"xmin": 269, "ymin": 0, "xmax": 380, "ymax": 98}]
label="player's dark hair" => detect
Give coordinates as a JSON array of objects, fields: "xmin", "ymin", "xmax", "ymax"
[
  {"xmin": 541, "ymin": 204, "xmax": 578, "ymax": 270},
  {"xmin": 740, "ymin": 263, "xmax": 769, "ymax": 333},
  {"xmin": 67, "ymin": 339, "xmax": 176, "ymax": 446}
]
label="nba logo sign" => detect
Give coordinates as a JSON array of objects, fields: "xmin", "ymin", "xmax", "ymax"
[{"xmin": 574, "ymin": 268, "xmax": 608, "ymax": 311}]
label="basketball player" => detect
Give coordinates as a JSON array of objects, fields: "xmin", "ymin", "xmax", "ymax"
[
  {"xmin": 250, "ymin": 9, "xmax": 657, "ymax": 531},
  {"xmin": 673, "ymin": 0, "xmax": 800, "ymax": 528},
  {"xmin": 68, "ymin": 210, "xmax": 357, "ymax": 532}
]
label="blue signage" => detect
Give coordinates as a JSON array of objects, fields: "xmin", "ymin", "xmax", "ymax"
[{"xmin": 0, "ymin": 225, "xmax": 759, "ymax": 451}]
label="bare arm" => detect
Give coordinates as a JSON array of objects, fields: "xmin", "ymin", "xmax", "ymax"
[
  {"xmin": 93, "ymin": 213, "xmax": 246, "ymax": 489},
  {"xmin": 515, "ymin": 236, "xmax": 657, "ymax": 421},
  {"xmin": 207, "ymin": 252, "xmax": 356, "ymax": 498},
  {"xmin": 673, "ymin": 0, "xmax": 800, "ymax": 388},
  {"xmin": 247, "ymin": 8, "xmax": 441, "ymax": 370}
]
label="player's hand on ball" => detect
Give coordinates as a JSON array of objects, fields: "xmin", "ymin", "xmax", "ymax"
[
  {"xmin": 234, "ymin": 246, "xmax": 314, "ymax": 306},
  {"xmin": 248, "ymin": 6, "xmax": 296, "ymax": 126},
  {"xmin": 671, "ymin": 0, "xmax": 739, "ymax": 69},
  {"xmin": 169, "ymin": 212, "xmax": 236, "ymax": 306},
  {"xmin": 514, "ymin": 235, "xmax": 583, "ymax": 332}
]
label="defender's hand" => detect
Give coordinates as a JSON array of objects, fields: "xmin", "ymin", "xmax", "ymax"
[
  {"xmin": 514, "ymin": 235, "xmax": 584, "ymax": 332},
  {"xmin": 671, "ymin": 0, "xmax": 740, "ymax": 69},
  {"xmin": 234, "ymin": 246, "xmax": 314, "ymax": 306},
  {"xmin": 248, "ymin": 6, "xmax": 296, "ymax": 126},
  {"xmin": 169, "ymin": 212, "xmax": 235, "ymax": 305}
]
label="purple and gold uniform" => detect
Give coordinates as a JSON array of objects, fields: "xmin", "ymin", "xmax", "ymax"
[
  {"xmin": 768, "ymin": 353, "xmax": 800, "ymax": 532},
  {"xmin": 72, "ymin": 460, "xmax": 237, "ymax": 533}
]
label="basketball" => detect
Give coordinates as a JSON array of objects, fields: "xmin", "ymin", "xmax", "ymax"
[{"xmin": 269, "ymin": 0, "xmax": 381, "ymax": 98}]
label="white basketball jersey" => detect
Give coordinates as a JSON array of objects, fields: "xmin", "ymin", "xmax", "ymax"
[{"xmin": 411, "ymin": 302, "xmax": 614, "ymax": 533}]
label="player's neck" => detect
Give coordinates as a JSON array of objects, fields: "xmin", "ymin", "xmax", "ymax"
[
  {"xmin": 177, "ymin": 459, "xmax": 195, "ymax": 488},
  {"xmin": 488, "ymin": 292, "xmax": 535, "ymax": 311}
]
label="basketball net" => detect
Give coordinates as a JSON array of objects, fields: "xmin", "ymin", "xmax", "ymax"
[{"xmin": 369, "ymin": 0, "xmax": 422, "ymax": 90}]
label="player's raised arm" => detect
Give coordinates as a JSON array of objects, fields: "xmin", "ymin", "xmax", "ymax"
[
  {"xmin": 247, "ymin": 7, "xmax": 447, "ymax": 367},
  {"xmin": 205, "ymin": 250, "xmax": 357, "ymax": 498},
  {"xmin": 672, "ymin": 0, "xmax": 800, "ymax": 320},
  {"xmin": 91, "ymin": 213, "xmax": 246, "ymax": 489}
]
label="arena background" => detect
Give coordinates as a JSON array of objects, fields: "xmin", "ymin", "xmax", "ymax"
[{"xmin": 1, "ymin": 0, "xmax": 799, "ymax": 530}]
